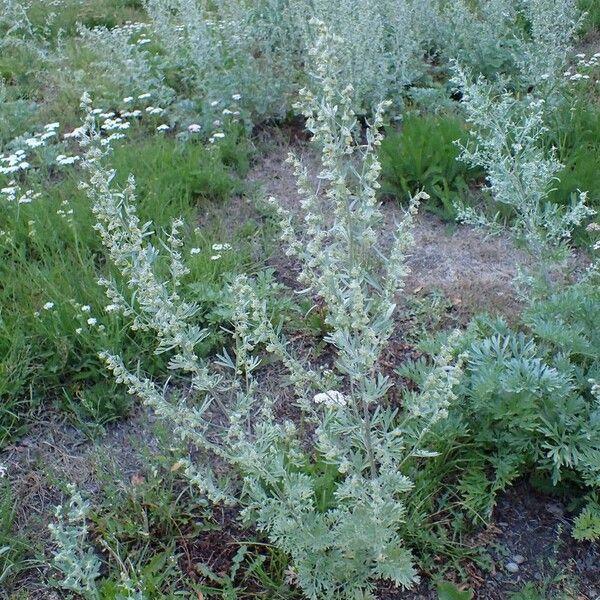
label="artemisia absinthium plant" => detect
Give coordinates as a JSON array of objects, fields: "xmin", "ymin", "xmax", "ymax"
[{"xmin": 82, "ymin": 20, "xmax": 464, "ymax": 599}]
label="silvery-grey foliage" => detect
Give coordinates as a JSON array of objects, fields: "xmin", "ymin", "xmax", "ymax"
[
  {"xmin": 83, "ymin": 22, "xmax": 464, "ymax": 599},
  {"xmin": 451, "ymin": 65, "xmax": 594, "ymax": 289}
]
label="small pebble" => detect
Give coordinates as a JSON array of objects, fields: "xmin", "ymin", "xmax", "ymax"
[
  {"xmin": 512, "ymin": 554, "xmax": 525, "ymax": 564},
  {"xmin": 505, "ymin": 562, "xmax": 520, "ymax": 573},
  {"xmin": 547, "ymin": 503, "xmax": 564, "ymax": 517}
]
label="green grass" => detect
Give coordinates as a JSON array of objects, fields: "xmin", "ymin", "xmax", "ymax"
[
  {"xmin": 0, "ymin": 133, "xmax": 257, "ymax": 444},
  {"xmin": 25, "ymin": 0, "xmax": 147, "ymax": 40},
  {"xmin": 543, "ymin": 98, "xmax": 600, "ymax": 244},
  {"xmin": 0, "ymin": 480, "xmax": 29, "ymax": 588},
  {"xmin": 379, "ymin": 112, "xmax": 482, "ymax": 220},
  {"xmin": 578, "ymin": 0, "xmax": 600, "ymax": 35}
]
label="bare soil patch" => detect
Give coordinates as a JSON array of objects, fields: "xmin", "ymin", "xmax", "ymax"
[{"xmin": 244, "ymin": 137, "xmax": 578, "ymax": 322}]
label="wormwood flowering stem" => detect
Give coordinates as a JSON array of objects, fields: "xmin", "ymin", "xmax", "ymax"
[
  {"xmin": 357, "ymin": 376, "xmax": 376, "ymax": 479},
  {"xmin": 84, "ymin": 19, "xmax": 464, "ymax": 598},
  {"xmin": 451, "ymin": 64, "xmax": 595, "ymax": 293}
]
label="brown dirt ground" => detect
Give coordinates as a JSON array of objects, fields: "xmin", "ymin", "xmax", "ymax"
[{"xmin": 246, "ymin": 136, "xmax": 587, "ymax": 323}]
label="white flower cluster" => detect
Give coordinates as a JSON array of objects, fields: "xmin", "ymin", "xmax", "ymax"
[
  {"xmin": 56, "ymin": 154, "xmax": 80, "ymax": 166},
  {"xmin": 101, "ymin": 116, "xmax": 130, "ymax": 132},
  {"xmin": 0, "ymin": 149, "xmax": 29, "ymax": 174},
  {"xmin": 313, "ymin": 390, "xmax": 347, "ymax": 407},
  {"xmin": 24, "ymin": 122, "xmax": 59, "ymax": 148},
  {"xmin": 564, "ymin": 51, "xmax": 600, "ymax": 84},
  {"xmin": 0, "ymin": 182, "xmax": 40, "ymax": 204}
]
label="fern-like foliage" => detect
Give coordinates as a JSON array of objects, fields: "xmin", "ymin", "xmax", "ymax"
[
  {"xmin": 402, "ymin": 283, "xmax": 600, "ymax": 532},
  {"xmin": 572, "ymin": 499, "xmax": 600, "ymax": 542}
]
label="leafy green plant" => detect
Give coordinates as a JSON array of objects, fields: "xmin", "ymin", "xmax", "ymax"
[
  {"xmin": 61, "ymin": 381, "xmax": 132, "ymax": 438},
  {"xmin": 92, "ymin": 463, "xmax": 211, "ymax": 554},
  {"xmin": 48, "ymin": 486, "xmax": 103, "ymax": 597},
  {"xmin": 49, "ymin": 485, "xmax": 149, "ymax": 599},
  {"xmin": 109, "ymin": 135, "xmax": 248, "ymax": 215},
  {"xmin": 544, "ymin": 102, "xmax": 600, "ymax": 244},
  {"xmin": 0, "ymin": 326, "xmax": 35, "ymax": 444},
  {"xmin": 572, "ymin": 499, "xmax": 600, "ymax": 541},
  {"xmin": 436, "ymin": 0, "xmax": 582, "ymax": 96},
  {"xmin": 510, "ymin": 583, "xmax": 546, "ymax": 600},
  {"xmin": 437, "ymin": 581, "xmax": 474, "ymax": 600},
  {"xmin": 89, "ymin": 22, "xmax": 466, "ymax": 598},
  {"xmin": 379, "ymin": 112, "xmax": 481, "ymax": 219},
  {"xmin": 194, "ymin": 544, "xmax": 296, "ymax": 600},
  {"xmin": 406, "ymin": 281, "xmax": 600, "ymax": 532}
]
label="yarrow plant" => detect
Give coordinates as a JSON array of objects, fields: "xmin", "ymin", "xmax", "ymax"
[{"xmin": 82, "ymin": 21, "xmax": 464, "ymax": 599}]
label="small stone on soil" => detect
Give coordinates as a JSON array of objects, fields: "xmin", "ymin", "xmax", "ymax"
[
  {"xmin": 512, "ymin": 554, "xmax": 525, "ymax": 564},
  {"xmin": 546, "ymin": 503, "xmax": 564, "ymax": 517},
  {"xmin": 505, "ymin": 562, "xmax": 520, "ymax": 573}
]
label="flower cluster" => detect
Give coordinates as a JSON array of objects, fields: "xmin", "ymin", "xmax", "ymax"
[
  {"xmin": 0, "ymin": 149, "xmax": 29, "ymax": 174},
  {"xmin": 564, "ymin": 51, "xmax": 600, "ymax": 84},
  {"xmin": 0, "ymin": 182, "xmax": 40, "ymax": 204},
  {"xmin": 24, "ymin": 122, "xmax": 59, "ymax": 148}
]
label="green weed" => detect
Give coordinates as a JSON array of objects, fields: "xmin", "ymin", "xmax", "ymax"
[
  {"xmin": 379, "ymin": 112, "xmax": 481, "ymax": 220},
  {"xmin": 437, "ymin": 581, "xmax": 474, "ymax": 600}
]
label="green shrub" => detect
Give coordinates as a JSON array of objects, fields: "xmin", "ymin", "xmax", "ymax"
[
  {"xmin": 407, "ymin": 281, "xmax": 600, "ymax": 532},
  {"xmin": 379, "ymin": 112, "xmax": 481, "ymax": 219}
]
